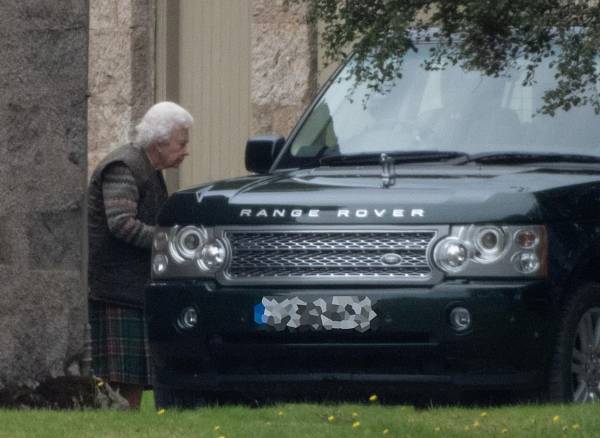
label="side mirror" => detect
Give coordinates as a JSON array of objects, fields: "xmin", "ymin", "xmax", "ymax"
[{"xmin": 245, "ymin": 135, "xmax": 285, "ymax": 174}]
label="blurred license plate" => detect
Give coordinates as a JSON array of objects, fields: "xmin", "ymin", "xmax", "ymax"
[{"xmin": 254, "ymin": 296, "xmax": 377, "ymax": 333}]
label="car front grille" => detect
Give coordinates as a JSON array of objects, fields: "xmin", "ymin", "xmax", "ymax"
[{"xmin": 221, "ymin": 229, "xmax": 440, "ymax": 284}]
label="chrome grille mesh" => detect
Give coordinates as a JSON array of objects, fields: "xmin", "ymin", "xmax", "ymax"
[{"xmin": 224, "ymin": 231, "xmax": 436, "ymax": 282}]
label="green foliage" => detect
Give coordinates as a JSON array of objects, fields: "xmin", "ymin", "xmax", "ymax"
[{"xmin": 292, "ymin": 0, "xmax": 600, "ymax": 114}]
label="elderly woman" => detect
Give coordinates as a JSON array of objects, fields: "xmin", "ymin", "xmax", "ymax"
[{"xmin": 87, "ymin": 101, "xmax": 193, "ymax": 408}]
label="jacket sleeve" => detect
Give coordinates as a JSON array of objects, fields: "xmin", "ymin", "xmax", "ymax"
[{"xmin": 101, "ymin": 162, "xmax": 154, "ymax": 249}]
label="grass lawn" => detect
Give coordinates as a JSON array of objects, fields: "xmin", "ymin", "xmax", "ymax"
[{"xmin": 0, "ymin": 392, "xmax": 598, "ymax": 437}]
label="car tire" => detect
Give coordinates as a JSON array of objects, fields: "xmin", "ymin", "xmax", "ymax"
[
  {"xmin": 549, "ymin": 282, "xmax": 600, "ymax": 402},
  {"xmin": 154, "ymin": 386, "xmax": 206, "ymax": 409}
]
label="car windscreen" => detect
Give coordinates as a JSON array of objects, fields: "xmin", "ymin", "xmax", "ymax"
[{"xmin": 276, "ymin": 46, "xmax": 600, "ymax": 169}]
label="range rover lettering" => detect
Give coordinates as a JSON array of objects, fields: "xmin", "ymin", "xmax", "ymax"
[{"xmin": 146, "ymin": 40, "xmax": 600, "ymax": 407}]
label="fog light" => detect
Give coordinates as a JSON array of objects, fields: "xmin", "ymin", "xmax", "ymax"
[
  {"xmin": 152, "ymin": 254, "xmax": 168, "ymax": 275},
  {"xmin": 178, "ymin": 307, "xmax": 198, "ymax": 330},
  {"xmin": 513, "ymin": 252, "xmax": 540, "ymax": 274},
  {"xmin": 449, "ymin": 307, "xmax": 471, "ymax": 332}
]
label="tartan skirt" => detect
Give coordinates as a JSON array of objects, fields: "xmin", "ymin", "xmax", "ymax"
[{"xmin": 89, "ymin": 300, "xmax": 152, "ymax": 385}]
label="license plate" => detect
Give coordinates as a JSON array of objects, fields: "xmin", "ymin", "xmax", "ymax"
[{"xmin": 254, "ymin": 296, "xmax": 377, "ymax": 333}]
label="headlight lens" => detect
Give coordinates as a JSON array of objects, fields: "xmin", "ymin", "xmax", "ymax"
[
  {"xmin": 474, "ymin": 227, "xmax": 505, "ymax": 262},
  {"xmin": 514, "ymin": 229, "xmax": 538, "ymax": 249},
  {"xmin": 196, "ymin": 239, "xmax": 227, "ymax": 272},
  {"xmin": 434, "ymin": 238, "xmax": 469, "ymax": 272},
  {"xmin": 153, "ymin": 232, "xmax": 168, "ymax": 251},
  {"xmin": 513, "ymin": 252, "xmax": 540, "ymax": 274},
  {"xmin": 170, "ymin": 226, "xmax": 207, "ymax": 261},
  {"xmin": 433, "ymin": 225, "xmax": 547, "ymax": 277},
  {"xmin": 152, "ymin": 254, "xmax": 168, "ymax": 275}
]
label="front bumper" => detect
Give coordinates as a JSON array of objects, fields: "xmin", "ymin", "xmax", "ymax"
[{"xmin": 145, "ymin": 280, "xmax": 555, "ymax": 393}]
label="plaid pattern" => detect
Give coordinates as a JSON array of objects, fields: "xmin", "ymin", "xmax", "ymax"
[{"xmin": 89, "ymin": 300, "xmax": 152, "ymax": 385}]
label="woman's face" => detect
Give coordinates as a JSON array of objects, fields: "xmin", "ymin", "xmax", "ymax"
[{"xmin": 159, "ymin": 126, "xmax": 190, "ymax": 169}]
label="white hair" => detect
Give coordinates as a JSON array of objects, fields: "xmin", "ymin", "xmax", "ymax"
[{"xmin": 135, "ymin": 101, "xmax": 194, "ymax": 148}]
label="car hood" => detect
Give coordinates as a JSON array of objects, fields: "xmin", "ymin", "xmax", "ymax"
[{"xmin": 157, "ymin": 164, "xmax": 600, "ymax": 226}]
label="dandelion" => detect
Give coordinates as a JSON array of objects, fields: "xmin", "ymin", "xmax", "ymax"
[
  {"xmin": 501, "ymin": 428, "xmax": 509, "ymax": 434},
  {"xmin": 480, "ymin": 412, "xmax": 488, "ymax": 418},
  {"xmin": 352, "ymin": 412, "xmax": 359, "ymax": 417},
  {"xmin": 352, "ymin": 421, "xmax": 361, "ymax": 428},
  {"xmin": 472, "ymin": 420, "xmax": 480, "ymax": 428},
  {"xmin": 369, "ymin": 394, "xmax": 378, "ymax": 402},
  {"xmin": 572, "ymin": 423, "xmax": 581, "ymax": 430},
  {"xmin": 217, "ymin": 435, "xmax": 225, "ymax": 438},
  {"xmin": 383, "ymin": 428, "xmax": 390, "ymax": 435},
  {"xmin": 213, "ymin": 426, "xmax": 220, "ymax": 431},
  {"xmin": 464, "ymin": 426, "xmax": 470, "ymax": 432},
  {"xmin": 277, "ymin": 410, "xmax": 284, "ymax": 416},
  {"xmin": 157, "ymin": 409, "xmax": 166, "ymax": 416},
  {"xmin": 96, "ymin": 380, "xmax": 104, "ymax": 388},
  {"xmin": 328, "ymin": 415, "xmax": 335, "ymax": 422},
  {"xmin": 553, "ymin": 415, "xmax": 561, "ymax": 423}
]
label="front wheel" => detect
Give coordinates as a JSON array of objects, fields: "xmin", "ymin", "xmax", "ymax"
[{"xmin": 549, "ymin": 283, "xmax": 600, "ymax": 402}]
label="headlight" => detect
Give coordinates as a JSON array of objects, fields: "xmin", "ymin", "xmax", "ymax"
[
  {"xmin": 433, "ymin": 238, "xmax": 469, "ymax": 272},
  {"xmin": 474, "ymin": 226, "xmax": 505, "ymax": 262},
  {"xmin": 513, "ymin": 252, "xmax": 540, "ymax": 274},
  {"xmin": 433, "ymin": 225, "xmax": 547, "ymax": 277},
  {"xmin": 196, "ymin": 239, "xmax": 227, "ymax": 272},
  {"xmin": 169, "ymin": 226, "xmax": 208, "ymax": 262},
  {"xmin": 151, "ymin": 225, "xmax": 230, "ymax": 279},
  {"xmin": 152, "ymin": 254, "xmax": 168, "ymax": 275}
]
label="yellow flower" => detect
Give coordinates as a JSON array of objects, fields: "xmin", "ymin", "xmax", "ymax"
[
  {"xmin": 383, "ymin": 428, "xmax": 390, "ymax": 435},
  {"xmin": 157, "ymin": 409, "xmax": 166, "ymax": 415},
  {"xmin": 369, "ymin": 394, "xmax": 378, "ymax": 402},
  {"xmin": 352, "ymin": 412, "xmax": 359, "ymax": 417},
  {"xmin": 328, "ymin": 415, "xmax": 335, "ymax": 422},
  {"xmin": 277, "ymin": 410, "xmax": 284, "ymax": 416},
  {"xmin": 217, "ymin": 435, "xmax": 225, "ymax": 438},
  {"xmin": 572, "ymin": 423, "xmax": 581, "ymax": 430},
  {"xmin": 352, "ymin": 421, "xmax": 361, "ymax": 428},
  {"xmin": 552, "ymin": 415, "xmax": 561, "ymax": 423},
  {"xmin": 501, "ymin": 428, "xmax": 509, "ymax": 434},
  {"xmin": 480, "ymin": 412, "xmax": 488, "ymax": 417},
  {"xmin": 472, "ymin": 420, "xmax": 480, "ymax": 428},
  {"xmin": 464, "ymin": 426, "xmax": 470, "ymax": 432},
  {"xmin": 213, "ymin": 426, "xmax": 220, "ymax": 431}
]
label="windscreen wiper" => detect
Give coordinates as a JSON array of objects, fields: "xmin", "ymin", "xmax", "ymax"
[
  {"xmin": 456, "ymin": 151, "xmax": 600, "ymax": 165},
  {"xmin": 319, "ymin": 150, "xmax": 469, "ymax": 166}
]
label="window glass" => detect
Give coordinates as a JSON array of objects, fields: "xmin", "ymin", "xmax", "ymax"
[{"xmin": 277, "ymin": 46, "xmax": 600, "ymax": 169}]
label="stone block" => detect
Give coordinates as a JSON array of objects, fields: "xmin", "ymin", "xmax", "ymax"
[
  {"xmin": 251, "ymin": 22, "xmax": 317, "ymax": 107},
  {"xmin": 89, "ymin": 0, "xmax": 118, "ymax": 30},
  {"xmin": 88, "ymin": 29, "xmax": 132, "ymax": 105},
  {"xmin": 27, "ymin": 209, "xmax": 82, "ymax": 271},
  {"xmin": 252, "ymin": 0, "xmax": 307, "ymax": 25}
]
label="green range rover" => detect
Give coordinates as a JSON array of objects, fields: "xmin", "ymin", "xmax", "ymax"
[{"xmin": 146, "ymin": 41, "xmax": 600, "ymax": 407}]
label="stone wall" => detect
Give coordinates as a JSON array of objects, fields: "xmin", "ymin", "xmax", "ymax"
[
  {"xmin": 88, "ymin": 0, "xmax": 155, "ymax": 174},
  {"xmin": 251, "ymin": 0, "xmax": 318, "ymax": 137},
  {"xmin": 0, "ymin": 1, "xmax": 88, "ymax": 388}
]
